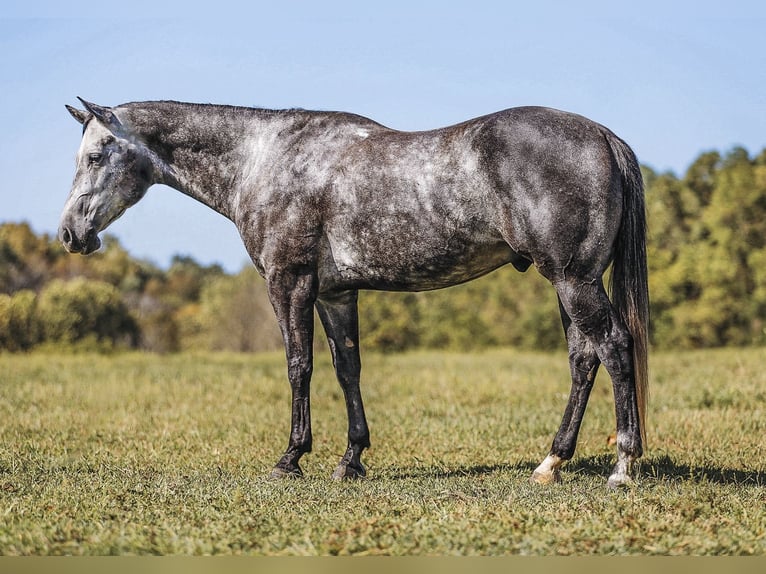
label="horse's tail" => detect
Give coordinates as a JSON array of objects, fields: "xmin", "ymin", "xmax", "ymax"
[{"xmin": 605, "ymin": 130, "xmax": 649, "ymax": 448}]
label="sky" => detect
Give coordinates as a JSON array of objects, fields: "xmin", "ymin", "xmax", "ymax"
[{"xmin": 2, "ymin": 2, "xmax": 765, "ymax": 273}]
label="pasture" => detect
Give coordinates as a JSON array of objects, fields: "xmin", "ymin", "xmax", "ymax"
[{"xmin": 0, "ymin": 348, "xmax": 764, "ymax": 555}]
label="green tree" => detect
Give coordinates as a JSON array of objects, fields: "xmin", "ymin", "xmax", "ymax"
[
  {"xmin": 36, "ymin": 278, "xmax": 138, "ymax": 349},
  {"xmin": 647, "ymin": 147, "xmax": 766, "ymax": 347},
  {"xmin": 0, "ymin": 222, "xmax": 57, "ymax": 294},
  {"xmin": 359, "ymin": 291, "xmax": 421, "ymax": 353},
  {"xmin": 195, "ymin": 267, "xmax": 282, "ymax": 352},
  {"xmin": 691, "ymin": 147, "xmax": 766, "ymax": 345},
  {"xmin": 476, "ymin": 266, "xmax": 563, "ymax": 351},
  {"xmin": 0, "ymin": 290, "xmax": 40, "ymax": 351},
  {"xmin": 165, "ymin": 255, "xmax": 225, "ymax": 306},
  {"xmin": 645, "ymin": 167, "xmax": 703, "ymax": 346}
]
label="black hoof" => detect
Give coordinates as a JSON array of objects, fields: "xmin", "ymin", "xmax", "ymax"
[
  {"xmin": 270, "ymin": 465, "xmax": 303, "ymax": 479},
  {"xmin": 331, "ymin": 461, "xmax": 366, "ymax": 481}
]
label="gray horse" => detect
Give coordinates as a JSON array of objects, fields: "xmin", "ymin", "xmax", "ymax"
[{"xmin": 60, "ymin": 98, "xmax": 648, "ymax": 487}]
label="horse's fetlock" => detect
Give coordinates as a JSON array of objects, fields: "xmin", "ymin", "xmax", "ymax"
[{"xmin": 349, "ymin": 433, "xmax": 370, "ymax": 451}]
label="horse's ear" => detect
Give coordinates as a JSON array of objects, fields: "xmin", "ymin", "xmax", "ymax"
[
  {"xmin": 66, "ymin": 104, "xmax": 88, "ymax": 125},
  {"xmin": 77, "ymin": 97, "xmax": 123, "ymax": 132}
]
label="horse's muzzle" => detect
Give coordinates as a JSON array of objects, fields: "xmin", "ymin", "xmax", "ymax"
[{"xmin": 59, "ymin": 225, "xmax": 101, "ymax": 255}]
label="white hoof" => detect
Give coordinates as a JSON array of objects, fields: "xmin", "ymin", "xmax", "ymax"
[
  {"xmin": 607, "ymin": 473, "xmax": 635, "ymax": 489},
  {"xmin": 530, "ymin": 468, "xmax": 562, "ymax": 485},
  {"xmin": 530, "ymin": 454, "xmax": 563, "ymax": 485}
]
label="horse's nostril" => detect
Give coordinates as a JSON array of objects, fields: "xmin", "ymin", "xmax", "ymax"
[{"xmin": 60, "ymin": 226, "xmax": 83, "ymax": 252}]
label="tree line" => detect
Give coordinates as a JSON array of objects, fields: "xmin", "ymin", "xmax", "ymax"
[{"xmin": 2, "ymin": 145, "xmax": 765, "ymax": 353}]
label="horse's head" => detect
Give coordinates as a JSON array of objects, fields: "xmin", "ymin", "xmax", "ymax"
[{"xmin": 59, "ymin": 98, "xmax": 154, "ymax": 255}]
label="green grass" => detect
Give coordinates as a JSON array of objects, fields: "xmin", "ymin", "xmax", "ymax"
[{"xmin": 0, "ymin": 348, "xmax": 765, "ymax": 555}]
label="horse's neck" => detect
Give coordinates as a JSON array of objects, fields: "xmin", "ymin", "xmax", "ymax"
[{"xmin": 125, "ymin": 102, "xmax": 287, "ymax": 221}]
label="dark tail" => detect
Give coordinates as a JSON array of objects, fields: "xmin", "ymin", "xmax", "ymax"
[{"xmin": 605, "ymin": 131, "xmax": 649, "ymax": 448}]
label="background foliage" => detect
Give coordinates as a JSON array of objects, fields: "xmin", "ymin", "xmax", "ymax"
[{"xmin": 1, "ymin": 146, "xmax": 765, "ymax": 353}]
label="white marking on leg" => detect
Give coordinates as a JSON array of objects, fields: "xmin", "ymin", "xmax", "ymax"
[
  {"xmin": 531, "ymin": 454, "xmax": 563, "ymax": 484},
  {"xmin": 607, "ymin": 431, "xmax": 636, "ymax": 489}
]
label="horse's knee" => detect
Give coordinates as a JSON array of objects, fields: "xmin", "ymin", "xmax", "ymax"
[{"xmin": 287, "ymin": 356, "xmax": 313, "ymax": 386}]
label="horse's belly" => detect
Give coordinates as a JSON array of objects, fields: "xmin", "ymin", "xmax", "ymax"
[{"xmin": 322, "ymin": 233, "xmax": 515, "ymax": 292}]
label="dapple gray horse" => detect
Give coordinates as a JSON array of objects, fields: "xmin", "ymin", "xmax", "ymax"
[{"xmin": 60, "ymin": 99, "xmax": 648, "ymax": 487}]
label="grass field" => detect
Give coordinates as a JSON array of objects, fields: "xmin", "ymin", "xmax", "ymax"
[{"xmin": 0, "ymin": 347, "xmax": 764, "ymax": 555}]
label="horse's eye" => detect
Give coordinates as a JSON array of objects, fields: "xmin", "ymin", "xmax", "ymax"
[{"xmin": 88, "ymin": 153, "xmax": 103, "ymax": 165}]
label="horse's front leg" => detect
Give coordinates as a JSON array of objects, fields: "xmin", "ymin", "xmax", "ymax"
[
  {"xmin": 267, "ymin": 268, "xmax": 318, "ymax": 478},
  {"xmin": 316, "ymin": 291, "xmax": 370, "ymax": 480}
]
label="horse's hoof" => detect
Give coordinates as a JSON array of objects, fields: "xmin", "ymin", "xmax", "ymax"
[
  {"xmin": 530, "ymin": 468, "xmax": 562, "ymax": 485},
  {"xmin": 270, "ymin": 465, "xmax": 303, "ymax": 479},
  {"xmin": 331, "ymin": 462, "xmax": 366, "ymax": 481},
  {"xmin": 530, "ymin": 454, "xmax": 563, "ymax": 485},
  {"xmin": 607, "ymin": 473, "xmax": 634, "ymax": 490}
]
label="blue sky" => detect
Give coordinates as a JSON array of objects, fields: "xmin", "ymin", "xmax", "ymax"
[{"xmin": 2, "ymin": 2, "xmax": 765, "ymax": 272}]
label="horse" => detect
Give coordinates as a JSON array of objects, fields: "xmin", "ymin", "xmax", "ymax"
[{"xmin": 60, "ymin": 98, "xmax": 648, "ymax": 488}]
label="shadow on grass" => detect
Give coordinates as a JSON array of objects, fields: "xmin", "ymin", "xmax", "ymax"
[
  {"xmin": 385, "ymin": 463, "xmax": 518, "ymax": 481},
  {"xmin": 564, "ymin": 453, "xmax": 765, "ymax": 486},
  {"xmin": 640, "ymin": 454, "xmax": 766, "ymax": 486},
  {"xmin": 386, "ymin": 454, "xmax": 766, "ymax": 486}
]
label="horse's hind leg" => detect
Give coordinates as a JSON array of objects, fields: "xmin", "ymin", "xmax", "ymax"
[
  {"xmin": 316, "ymin": 291, "xmax": 370, "ymax": 480},
  {"xmin": 531, "ymin": 297, "xmax": 600, "ymax": 484},
  {"xmin": 537, "ymin": 278, "xmax": 642, "ymax": 487}
]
